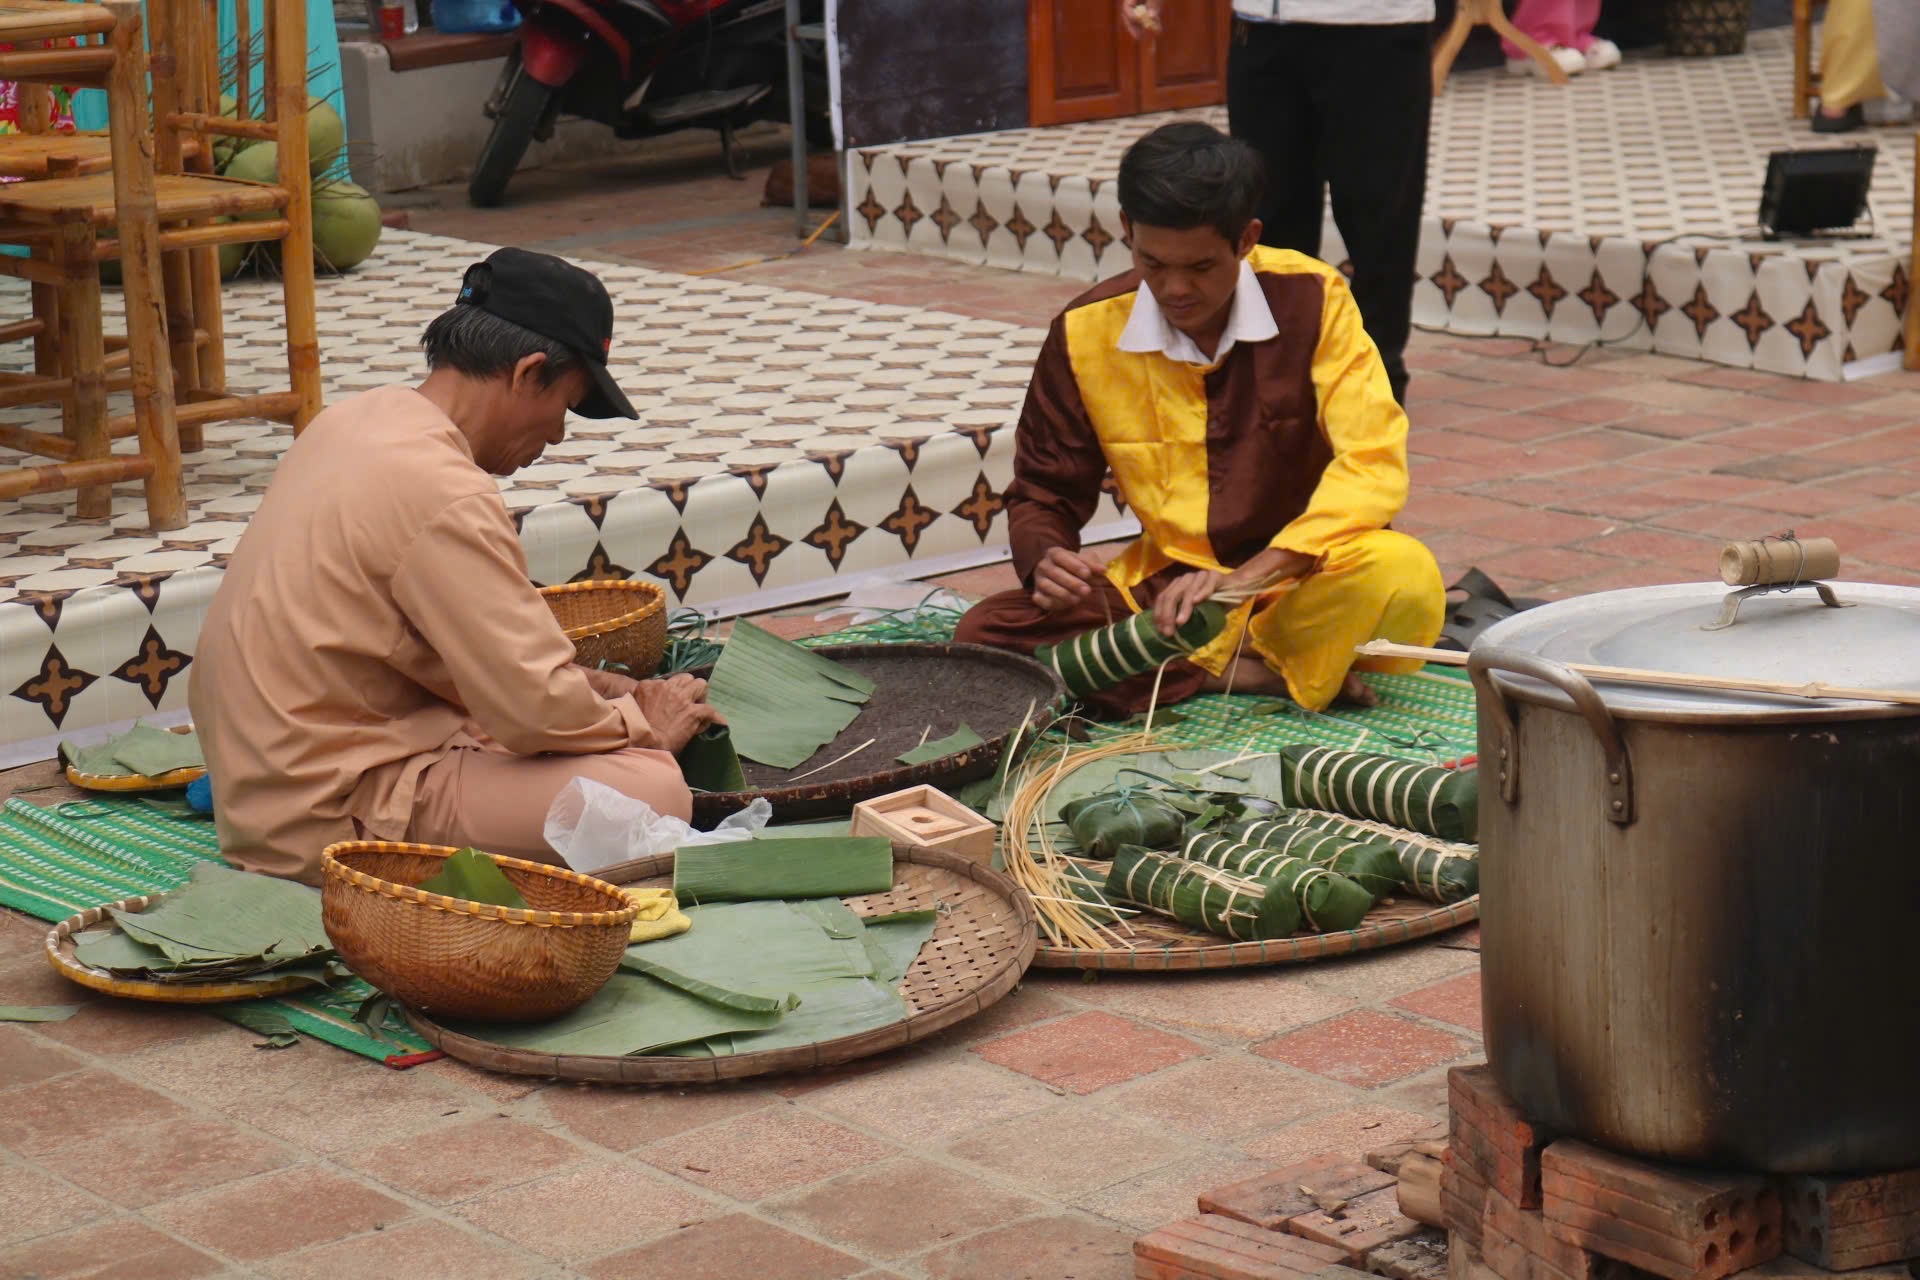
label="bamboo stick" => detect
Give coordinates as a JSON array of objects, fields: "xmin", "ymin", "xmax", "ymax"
[
  {"xmin": 1355, "ymin": 640, "xmax": 1920, "ymax": 708},
  {"xmin": 0, "ymin": 455, "xmax": 152, "ymax": 500}
]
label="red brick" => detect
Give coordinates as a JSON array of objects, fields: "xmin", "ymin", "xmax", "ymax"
[
  {"xmin": 1442, "ymin": 1152, "xmax": 1489, "ymax": 1250},
  {"xmin": 1288, "ymin": 1185, "xmax": 1429, "ymax": 1265},
  {"xmin": 1365, "ymin": 1121, "xmax": 1452, "ymax": 1177},
  {"xmin": 1136, "ymin": 1214, "xmax": 1350, "ymax": 1280},
  {"xmin": 1780, "ymin": 1169, "xmax": 1920, "ymax": 1271},
  {"xmin": 1364, "ymin": 1228, "xmax": 1451, "ymax": 1280},
  {"xmin": 1448, "ymin": 1066, "xmax": 1550, "ymax": 1209},
  {"xmin": 1485, "ymin": 1184, "xmax": 1596, "ymax": 1280},
  {"xmin": 1201, "ymin": 1158, "xmax": 1392, "ymax": 1232},
  {"xmin": 1449, "ymin": 1235, "xmax": 1501, "ymax": 1280},
  {"xmin": 1539, "ymin": 1140, "xmax": 1781, "ymax": 1280}
]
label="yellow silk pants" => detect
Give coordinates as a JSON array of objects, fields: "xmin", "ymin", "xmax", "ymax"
[
  {"xmin": 1822, "ymin": 0, "xmax": 1887, "ymax": 111},
  {"xmin": 1229, "ymin": 529, "xmax": 1445, "ymax": 712}
]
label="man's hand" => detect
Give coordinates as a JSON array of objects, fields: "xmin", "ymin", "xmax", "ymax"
[
  {"xmin": 1031, "ymin": 546, "xmax": 1107, "ymax": 612},
  {"xmin": 1226, "ymin": 547, "xmax": 1316, "ymax": 595},
  {"xmin": 1151, "ymin": 569, "xmax": 1224, "ymax": 639},
  {"xmin": 1119, "ymin": 0, "xmax": 1162, "ymax": 37},
  {"xmin": 632, "ymin": 673, "xmax": 725, "ymax": 754}
]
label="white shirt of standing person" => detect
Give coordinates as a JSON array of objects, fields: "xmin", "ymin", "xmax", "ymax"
[{"xmin": 1231, "ymin": 0, "xmax": 1435, "ymax": 22}]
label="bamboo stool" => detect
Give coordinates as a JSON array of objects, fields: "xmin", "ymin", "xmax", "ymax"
[
  {"xmin": 1431, "ymin": 0, "xmax": 1570, "ymax": 94},
  {"xmin": 1793, "ymin": 0, "xmax": 1823, "ymax": 120},
  {"xmin": 0, "ymin": 1, "xmax": 183, "ymax": 527}
]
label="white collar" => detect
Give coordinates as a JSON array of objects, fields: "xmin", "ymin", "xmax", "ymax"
[{"xmin": 1116, "ymin": 259, "xmax": 1280, "ymax": 367}]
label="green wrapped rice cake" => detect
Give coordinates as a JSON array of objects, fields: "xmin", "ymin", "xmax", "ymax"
[
  {"xmin": 1178, "ymin": 831, "xmax": 1374, "ymax": 931},
  {"xmin": 1060, "ymin": 790, "xmax": 1188, "ymax": 859},
  {"xmin": 1106, "ymin": 845, "xmax": 1301, "ymax": 941},
  {"xmin": 1218, "ymin": 818, "xmax": 1404, "ymax": 902},
  {"xmin": 1287, "ymin": 809, "xmax": 1479, "ymax": 903},
  {"xmin": 1279, "ymin": 745, "xmax": 1479, "ymax": 842}
]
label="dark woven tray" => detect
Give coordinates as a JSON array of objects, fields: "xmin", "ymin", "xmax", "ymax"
[
  {"xmin": 691, "ymin": 643, "xmax": 1063, "ymax": 825},
  {"xmin": 1029, "ymin": 894, "xmax": 1479, "ymax": 971},
  {"xmin": 402, "ymin": 845, "xmax": 1037, "ymax": 1084}
]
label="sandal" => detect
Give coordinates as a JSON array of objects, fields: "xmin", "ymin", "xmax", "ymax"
[{"xmin": 1438, "ymin": 568, "xmax": 1543, "ymax": 652}]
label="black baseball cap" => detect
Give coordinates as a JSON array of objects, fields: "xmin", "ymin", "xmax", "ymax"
[{"xmin": 454, "ymin": 247, "xmax": 638, "ymax": 420}]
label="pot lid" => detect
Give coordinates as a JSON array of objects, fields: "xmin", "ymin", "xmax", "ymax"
[{"xmin": 1474, "ymin": 581, "xmax": 1920, "ymax": 721}]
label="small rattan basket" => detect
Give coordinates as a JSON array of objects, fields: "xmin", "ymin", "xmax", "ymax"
[
  {"xmin": 320, "ymin": 842, "xmax": 637, "ymax": 1022},
  {"xmin": 538, "ymin": 579, "xmax": 669, "ymax": 674}
]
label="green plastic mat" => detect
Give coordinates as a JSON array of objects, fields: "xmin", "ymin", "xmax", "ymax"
[
  {"xmin": 0, "ymin": 798, "xmax": 432, "ymax": 1065},
  {"xmin": 808, "ymin": 609, "xmax": 1477, "ymax": 764}
]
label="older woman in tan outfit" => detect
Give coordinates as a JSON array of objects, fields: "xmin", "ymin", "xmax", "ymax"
[{"xmin": 189, "ymin": 248, "xmax": 721, "ymax": 884}]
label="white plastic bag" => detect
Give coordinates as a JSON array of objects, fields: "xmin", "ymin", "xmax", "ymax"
[{"xmin": 542, "ymin": 777, "xmax": 770, "ymax": 875}]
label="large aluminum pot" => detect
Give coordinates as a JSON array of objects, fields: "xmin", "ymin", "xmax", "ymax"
[{"xmin": 1469, "ymin": 581, "xmax": 1920, "ymax": 1173}]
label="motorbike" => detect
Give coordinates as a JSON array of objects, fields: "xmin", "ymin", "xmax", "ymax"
[{"xmin": 469, "ymin": 0, "xmax": 830, "ymax": 208}]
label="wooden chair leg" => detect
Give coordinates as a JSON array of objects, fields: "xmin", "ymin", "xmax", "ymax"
[
  {"xmin": 188, "ymin": 245, "xmax": 226, "ymax": 403},
  {"xmin": 1793, "ymin": 0, "xmax": 1815, "ymax": 119},
  {"xmin": 56, "ymin": 224, "xmax": 112, "ymax": 519},
  {"xmin": 1431, "ymin": 7, "xmax": 1476, "ymax": 95},
  {"xmin": 160, "ymin": 243, "xmax": 203, "ymax": 453},
  {"xmin": 1906, "ymin": 132, "xmax": 1920, "ymax": 371},
  {"xmin": 1482, "ymin": 0, "xmax": 1570, "ymax": 85}
]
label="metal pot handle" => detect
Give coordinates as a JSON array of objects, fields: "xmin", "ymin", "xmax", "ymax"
[{"xmin": 1468, "ymin": 642, "xmax": 1634, "ymax": 826}]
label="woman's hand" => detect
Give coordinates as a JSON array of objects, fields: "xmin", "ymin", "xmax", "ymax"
[
  {"xmin": 1119, "ymin": 0, "xmax": 1162, "ymax": 37},
  {"xmin": 633, "ymin": 673, "xmax": 725, "ymax": 754}
]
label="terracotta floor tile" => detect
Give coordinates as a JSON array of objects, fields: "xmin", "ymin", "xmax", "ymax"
[
  {"xmin": 1453, "ymin": 413, "xmax": 1575, "ymax": 444},
  {"xmin": 0, "ymin": 954, "xmax": 93, "ymax": 1007},
  {"xmin": 1471, "ymin": 544, "xmax": 1623, "ymax": 591},
  {"xmin": 638, "ymin": 1108, "xmax": 895, "ymax": 1202},
  {"xmin": 0, "ymin": 1161, "xmax": 111, "ymax": 1248},
  {"xmin": 1390, "ymin": 971, "xmax": 1485, "ymax": 1033},
  {"xmin": 0, "ymin": 1025, "xmax": 89, "ymax": 1091},
  {"xmin": 1711, "ymin": 453, "xmax": 1857, "ymax": 483},
  {"xmin": 1397, "ymin": 491, "xmax": 1527, "ymax": 531},
  {"xmin": 945, "ymin": 1101, "xmax": 1193, "ymax": 1197},
  {"xmin": 535, "ymin": 1083, "xmax": 777, "ymax": 1152},
  {"xmin": 27, "ymin": 1005, "xmax": 229, "ymax": 1057},
  {"xmin": 1105, "ymin": 1054, "xmax": 1352, "ymax": 1141},
  {"xmin": 1614, "ymin": 411, "xmax": 1739, "ymax": 439},
  {"xmin": 36, "ymin": 1114, "xmax": 292, "ymax": 1209},
  {"xmin": 918, "ymin": 1212, "xmax": 1135, "ymax": 1280},
  {"xmin": 584, "ymin": 1214, "xmax": 867, "ymax": 1280},
  {"xmin": 455, "ymin": 1161, "xmax": 717, "ymax": 1263},
  {"xmin": 414, "ymin": 1057, "xmax": 549, "ymax": 1106},
  {"xmin": 1530, "ymin": 395, "xmax": 1643, "ymax": 425},
  {"xmin": 970, "ymin": 1011, "xmax": 1204, "ymax": 1094},
  {"xmin": 770, "ymin": 1156, "xmax": 1042, "ymax": 1258},
  {"xmin": 1459, "ymin": 507, "xmax": 1613, "ymax": 548},
  {"xmin": 803, "ymin": 1050, "xmax": 1059, "ymax": 1146},
  {"xmin": 261, "ymin": 1219, "xmax": 546, "ymax": 1280},
  {"xmin": 1576, "ymin": 527, "xmax": 1721, "ymax": 564},
  {"xmin": 1073, "ymin": 1150, "xmax": 1272, "ymax": 1231},
  {"xmin": 1302, "ymin": 940, "xmax": 1479, "ymax": 1005},
  {"xmin": 0, "ymin": 1069, "xmax": 186, "ymax": 1155},
  {"xmin": 1253, "ymin": 1010, "xmax": 1473, "ymax": 1089},
  {"xmin": 0, "ymin": 1218, "xmax": 225, "ymax": 1280},
  {"xmin": 1056, "ymin": 970, "xmax": 1356, "ymax": 1043},
  {"xmin": 1647, "ymin": 502, "xmax": 1794, "ymax": 537},
  {"xmin": 147, "ymin": 1166, "xmax": 411, "ymax": 1262},
  {"xmin": 345, "ymin": 1115, "xmax": 584, "ymax": 1205},
  {"xmin": 1238, "ymin": 1104, "xmax": 1444, "ymax": 1167}
]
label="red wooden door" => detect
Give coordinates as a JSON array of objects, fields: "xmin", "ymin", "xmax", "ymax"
[
  {"xmin": 1028, "ymin": 0, "xmax": 1229, "ymax": 126},
  {"xmin": 1138, "ymin": 0, "xmax": 1231, "ymax": 112}
]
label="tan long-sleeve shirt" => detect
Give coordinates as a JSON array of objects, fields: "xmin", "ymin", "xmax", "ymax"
[{"xmin": 188, "ymin": 384, "xmax": 654, "ymax": 883}]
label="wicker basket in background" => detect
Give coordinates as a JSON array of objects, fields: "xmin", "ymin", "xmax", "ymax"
[
  {"xmin": 1666, "ymin": 0, "xmax": 1750, "ymax": 56},
  {"xmin": 538, "ymin": 579, "xmax": 668, "ymax": 674},
  {"xmin": 320, "ymin": 842, "xmax": 637, "ymax": 1022}
]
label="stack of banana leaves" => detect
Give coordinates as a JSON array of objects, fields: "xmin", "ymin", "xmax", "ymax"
[
  {"xmin": 443, "ymin": 835, "xmax": 940, "ymax": 1059},
  {"xmin": 69, "ymin": 863, "xmax": 347, "ymax": 989}
]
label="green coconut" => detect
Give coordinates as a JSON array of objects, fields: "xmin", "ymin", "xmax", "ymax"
[
  {"xmin": 311, "ymin": 179, "xmax": 382, "ymax": 273},
  {"xmin": 307, "ymin": 97, "xmax": 345, "ymax": 178},
  {"xmin": 223, "ymin": 141, "xmax": 282, "ymax": 224}
]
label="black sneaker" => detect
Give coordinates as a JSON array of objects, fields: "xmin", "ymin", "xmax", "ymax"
[{"xmin": 1812, "ymin": 103, "xmax": 1865, "ymax": 133}]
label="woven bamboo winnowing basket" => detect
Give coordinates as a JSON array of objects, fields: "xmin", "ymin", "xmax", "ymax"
[
  {"xmin": 320, "ymin": 842, "xmax": 637, "ymax": 1022},
  {"xmin": 538, "ymin": 580, "xmax": 668, "ymax": 674}
]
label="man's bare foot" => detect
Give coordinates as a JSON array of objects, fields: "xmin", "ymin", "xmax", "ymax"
[{"xmin": 1337, "ymin": 671, "xmax": 1380, "ymax": 707}]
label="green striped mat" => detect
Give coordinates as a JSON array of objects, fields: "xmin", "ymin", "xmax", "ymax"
[
  {"xmin": 0, "ymin": 798, "xmax": 431, "ymax": 1064},
  {"xmin": 817, "ymin": 612, "xmax": 1477, "ymax": 763}
]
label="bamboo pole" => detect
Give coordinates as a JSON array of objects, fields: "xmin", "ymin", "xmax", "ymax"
[
  {"xmin": 0, "ymin": 456, "xmax": 153, "ymax": 500},
  {"xmin": 270, "ymin": 0, "xmax": 322, "ymax": 431},
  {"xmin": 1355, "ymin": 641, "xmax": 1920, "ymax": 708},
  {"xmin": 56, "ymin": 221, "xmax": 111, "ymax": 516}
]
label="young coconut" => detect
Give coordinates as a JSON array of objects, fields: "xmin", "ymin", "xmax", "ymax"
[
  {"xmin": 306, "ymin": 96, "xmax": 346, "ymax": 179},
  {"xmin": 311, "ymin": 178, "xmax": 382, "ymax": 273}
]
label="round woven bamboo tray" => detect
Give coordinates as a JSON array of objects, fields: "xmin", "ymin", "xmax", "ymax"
[
  {"xmin": 64, "ymin": 723, "xmax": 205, "ymax": 792},
  {"xmin": 539, "ymin": 580, "xmax": 669, "ymax": 674},
  {"xmin": 1029, "ymin": 894, "xmax": 1479, "ymax": 971},
  {"xmin": 321, "ymin": 842, "xmax": 638, "ymax": 1022},
  {"xmin": 690, "ymin": 643, "xmax": 1065, "ymax": 825},
  {"xmin": 45, "ymin": 895, "xmax": 316, "ymax": 1003},
  {"xmin": 402, "ymin": 844, "xmax": 1038, "ymax": 1084}
]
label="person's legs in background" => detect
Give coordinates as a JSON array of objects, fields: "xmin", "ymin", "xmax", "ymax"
[
  {"xmin": 1228, "ymin": 21, "xmax": 1328, "ymax": 264},
  {"xmin": 1817, "ymin": 0, "xmax": 1887, "ymax": 132}
]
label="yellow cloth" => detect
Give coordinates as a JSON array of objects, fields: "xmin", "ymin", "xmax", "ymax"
[
  {"xmin": 1821, "ymin": 0, "xmax": 1887, "ymax": 111},
  {"xmin": 1058, "ymin": 245, "xmax": 1437, "ymax": 700},
  {"xmin": 620, "ymin": 887, "xmax": 691, "ymax": 943}
]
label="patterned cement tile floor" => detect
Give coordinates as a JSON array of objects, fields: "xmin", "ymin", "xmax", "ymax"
[
  {"xmin": 5, "ymin": 137, "xmax": 1920, "ymax": 1280},
  {"xmin": 0, "ymin": 231, "xmax": 1042, "ymax": 599}
]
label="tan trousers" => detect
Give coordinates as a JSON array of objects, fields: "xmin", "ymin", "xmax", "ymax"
[
  {"xmin": 1823, "ymin": 0, "xmax": 1887, "ymax": 110},
  {"xmin": 403, "ymin": 741, "xmax": 691, "ymax": 864}
]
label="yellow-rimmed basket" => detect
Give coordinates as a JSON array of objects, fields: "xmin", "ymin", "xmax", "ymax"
[
  {"xmin": 46, "ymin": 895, "xmax": 316, "ymax": 1003},
  {"xmin": 64, "ymin": 723, "xmax": 205, "ymax": 793},
  {"xmin": 320, "ymin": 842, "xmax": 637, "ymax": 1022},
  {"xmin": 538, "ymin": 579, "xmax": 668, "ymax": 674}
]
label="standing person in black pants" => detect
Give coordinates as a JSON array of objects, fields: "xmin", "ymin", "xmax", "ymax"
[{"xmin": 1123, "ymin": 1, "xmax": 1434, "ymax": 405}]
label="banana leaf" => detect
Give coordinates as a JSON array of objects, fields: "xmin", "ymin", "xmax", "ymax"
[
  {"xmin": 620, "ymin": 954, "xmax": 798, "ymax": 1014},
  {"xmin": 0, "ymin": 1004, "xmax": 80, "ymax": 1022},
  {"xmin": 1106, "ymin": 845, "xmax": 1302, "ymax": 941},
  {"xmin": 706, "ymin": 620, "xmax": 875, "ymax": 769},
  {"xmin": 672, "ymin": 836, "xmax": 893, "ymax": 903},
  {"xmin": 858, "ymin": 908, "xmax": 938, "ymax": 984},
  {"xmin": 1219, "ymin": 818, "xmax": 1405, "ymax": 901},
  {"xmin": 897, "ymin": 723, "xmax": 984, "ymax": 766},
  {"xmin": 1280, "ymin": 745, "xmax": 1478, "ymax": 842},
  {"xmin": 59, "ymin": 721, "xmax": 204, "ymax": 778},
  {"xmin": 1288, "ymin": 810, "xmax": 1480, "ymax": 903},
  {"xmin": 417, "ymin": 849, "xmax": 529, "ymax": 910},
  {"xmin": 1060, "ymin": 789, "xmax": 1188, "ymax": 860},
  {"xmin": 678, "ymin": 724, "xmax": 747, "ymax": 793},
  {"xmin": 1179, "ymin": 831, "xmax": 1374, "ymax": 931},
  {"xmin": 103, "ymin": 864, "xmax": 331, "ymax": 967},
  {"xmin": 447, "ymin": 970, "xmax": 786, "ymax": 1056},
  {"xmin": 695, "ymin": 973, "xmax": 908, "ymax": 1056}
]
